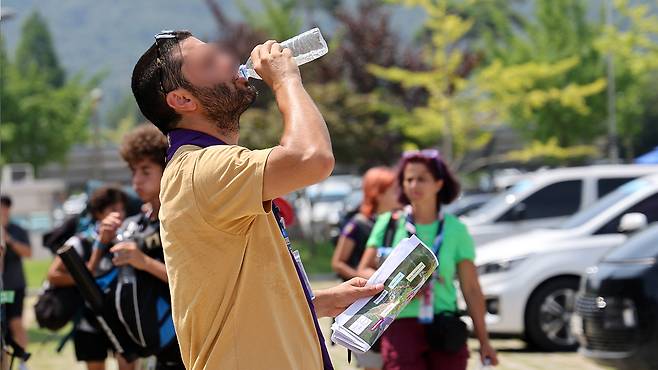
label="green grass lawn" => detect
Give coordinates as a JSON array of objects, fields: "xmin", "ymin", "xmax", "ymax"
[
  {"xmin": 23, "ymin": 258, "xmax": 53, "ymax": 290},
  {"xmin": 290, "ymin": 239, "xmax": 335, "ymax": 276}
]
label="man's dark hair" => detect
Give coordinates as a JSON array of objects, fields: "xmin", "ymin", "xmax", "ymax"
[
  {"xmin": 131, "ymin": 30, "xmax": 193, "ymax": 134},
  {"xmin": 120, "ymin": 124, "xmax": 169, "ymax": 169},
  {"xmin": 0, "ymin": 195, "xmax": 12, "ymax": 208},
  {"xmin": 88, "ymin": 185, "xmax": 127, "ymax": 219}
]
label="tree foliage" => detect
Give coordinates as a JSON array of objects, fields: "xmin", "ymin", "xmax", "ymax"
[
  {"xmin": 594, "ymin": 0, "xmax": 658, "ymax": 158},
  {"xmin": 371, "ymin": 0, "xmax": 612, "ymax": 168},
  {"xmin": 0, "ymin": 13, "xmax": 99, "ymax": 172},
  {"xmin": 15, "ymin": 11, "xmax": 66, "ymax": 88}
]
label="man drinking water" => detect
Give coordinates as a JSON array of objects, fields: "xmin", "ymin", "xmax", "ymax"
[{"xmin": 131, "ymin": 30, "xmax": 383, "ymax": 370}]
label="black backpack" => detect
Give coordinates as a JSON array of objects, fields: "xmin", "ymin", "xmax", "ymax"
[
  {"xmin": 34, "ymin": 285, "xmax": 82, "ymax": 331},
  {"xmin": 104, "ymin": 215, "xmax": 176, "ymax": 357},
  {"xmin": 34, "ymin": 235, "xmax": 91, "ymax": 331}
]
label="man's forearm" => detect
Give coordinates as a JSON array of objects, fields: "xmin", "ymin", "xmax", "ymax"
[
  {"xmin": 312, "ymin": 289, "xmax": 332, "ymax": 318},
  {"xmin": 275, "ymin": 79, "xmax": 332, "ymax": 158}
]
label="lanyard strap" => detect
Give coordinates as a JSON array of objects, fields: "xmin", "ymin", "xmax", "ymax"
[
  {"xmin": 403, "ymin": 206, "xmax": 445, "ymax": 257},
  {"xmin": 402, "ymin": 206, "xmax": 444, "ymax": 323},
  {"xmin": 273, "ymin": 204, "xmax": 334, "ymax": 370},
  {"xmin": 272, "ymin": 204, "xmax": 293, "ymax": 252}
]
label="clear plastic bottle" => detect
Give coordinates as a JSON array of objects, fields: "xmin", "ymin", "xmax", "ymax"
[
  {"xmin": 239, "ymin": 28, "xmax": 328, "ymax": 80},
  {"xmin": 115, "ymin": 221, "xmax": 139, "ymax": 282}
]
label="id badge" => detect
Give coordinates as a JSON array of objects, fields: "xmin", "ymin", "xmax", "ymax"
[
  {"xmin": 418, "ymin": 281, "xmax": 434, "ymax": 324},
  {"xmin": 292, "ymin": 250, "xmax": 315, "ymax": 300}
]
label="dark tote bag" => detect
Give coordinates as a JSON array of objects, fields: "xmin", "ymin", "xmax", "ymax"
[{"xmin": 426, "ymin": 312, "xmax": 469, "ymax": 352}]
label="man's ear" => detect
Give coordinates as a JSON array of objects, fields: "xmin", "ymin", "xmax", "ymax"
[{"xmin": 165, "ymin": 88, "xmax": 197, "ymax": 113}]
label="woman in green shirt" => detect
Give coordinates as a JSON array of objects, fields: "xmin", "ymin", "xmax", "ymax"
[{"xmin": 358, "ymin": 150, "xmax": 498, "ymax": 370}]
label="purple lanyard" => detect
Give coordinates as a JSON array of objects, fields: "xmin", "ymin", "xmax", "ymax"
[{"xmin": 168, "ymin": 129, "xmax": 333, "ymax": 369}]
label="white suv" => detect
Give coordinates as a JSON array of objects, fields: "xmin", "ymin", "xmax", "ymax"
[
  {"xmin": 462, "ymin": 165, "xmax": 658, "ymax": 246},
  {"xmin": 469, "ymin": 174, "xmax": 658, "ymax": 351}
]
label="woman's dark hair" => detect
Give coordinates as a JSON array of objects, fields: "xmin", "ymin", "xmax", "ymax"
[
  {"xmin": 88, "ymin": 185, "xmax": 128, "ymax": 220},
  {"xmin": 396, "ymin": 150, "xmax": 460, "ymax": 209}
]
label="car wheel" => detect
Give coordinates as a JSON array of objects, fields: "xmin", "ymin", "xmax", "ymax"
[{"xmin": 525, "ymin": 277, "xmax": 579, "ymax": 351}]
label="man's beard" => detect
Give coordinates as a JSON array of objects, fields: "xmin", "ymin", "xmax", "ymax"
[{"xmin": 187, "ymin": 81, "xmax": 257, "ymax": 135}]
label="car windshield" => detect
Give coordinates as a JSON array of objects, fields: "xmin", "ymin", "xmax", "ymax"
[
  {"xmin": 313, "ymin": 193, "xmax": 348, "ymax": 203},
  {"xmin": 604, "ymin": 224, "xmax": 658, "ymax": 260},
  {"xmin": 560, "ymin": 178, "xmax": 650, "ymax": 230},
  {"xmin": 468, "ymin": 179, "xmax": 533, "ymax": 220},
  {"xmin": 306, "ymin": 180, "xmax": 353, "ymax": 203}
]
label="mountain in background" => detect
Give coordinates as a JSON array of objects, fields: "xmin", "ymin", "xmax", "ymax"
[{"xmin": 0, "ymin": 0, "xmax": 425, "ymax": 125}]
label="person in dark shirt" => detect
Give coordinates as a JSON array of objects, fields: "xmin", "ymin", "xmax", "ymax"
[{"xmin": 1, "ymin": 195, "xmax": 32, "ymax": 364}]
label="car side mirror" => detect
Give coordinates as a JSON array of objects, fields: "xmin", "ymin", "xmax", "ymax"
[{"xmin": 618, "ymin": 213, "xmax": 648, "ymax": 233}]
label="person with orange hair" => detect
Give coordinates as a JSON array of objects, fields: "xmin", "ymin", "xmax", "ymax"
[
  {"xmin": 332, "ymin": 167, "xmax": 399, "ymax": 281},
  {"xmin": 331, "ymin": 167, "xmax": 399, "ymax": 370}
]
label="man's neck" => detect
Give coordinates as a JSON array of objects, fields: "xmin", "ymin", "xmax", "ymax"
[
  {"xmin": 177, "ymin": 119, "xmax": 239, "ymax": 145},
  {"xmin": 411, "ymin": 200, "xmax": 439, "ymax": 224}
]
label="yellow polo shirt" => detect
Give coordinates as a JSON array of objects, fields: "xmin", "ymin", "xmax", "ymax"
[{"xmin": 159, "ymin": 144, "xmax": 323, "ymax": 370}]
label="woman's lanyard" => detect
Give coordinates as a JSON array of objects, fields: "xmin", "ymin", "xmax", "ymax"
[{"xmin": 403, "ymin": 205, "xmax": 444, "ymax": 324}]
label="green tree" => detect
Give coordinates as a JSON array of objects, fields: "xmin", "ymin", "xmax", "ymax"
[
  {"xmin": 15, "ymin": 11, "xmax": 66, "ymax": 88},
  {"xmin": 0, "ymin": 18, "xmax": 99, "ymax": 172},
  {"xmin": 369, "ymin": 0, "xmax": 498, "ymax": 168},
  {"xmin": 371, "ymin": 0, "xmax": 606, "ymax": 168},
  {"xmin": 595, "ymin": 0, "xmax": 658, "ymax": 159},
  {"xmin": 236, "ymin": 0, "xmax": 302, "ymax": 41},
  {"xmin": 483, "ymin": 0, "xmax": 607, "ymax": 147},
  {"xmin": 104, "ymin": 92, "xmax": 143, "ymax": 144}
]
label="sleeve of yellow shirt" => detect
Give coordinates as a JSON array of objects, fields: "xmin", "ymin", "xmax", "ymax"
[{"xmin": 192, "ymin": 145, "xmax": 274, "ymax": 233}]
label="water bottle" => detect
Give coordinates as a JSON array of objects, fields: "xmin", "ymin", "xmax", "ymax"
[
  {"xmin": 115, "ymin": 221, "xmax": 139, "ymax": 282},
  {"xmin": 239, "ymin": 28, "xmax": 328, "ymax": 80}
]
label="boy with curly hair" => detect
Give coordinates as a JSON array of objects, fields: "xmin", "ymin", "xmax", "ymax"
[{"xmin": 89, "ymin": 124, "xmax": 184, "ymax": 370}]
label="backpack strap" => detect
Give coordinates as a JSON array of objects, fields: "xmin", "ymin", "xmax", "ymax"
[
  {"xmin": 55, "ymin": 309, "xmax": 83, "ymax": 353},
  {"xmin": 383, "ymin": 211, "xmax": 401, "ymax": 248}
]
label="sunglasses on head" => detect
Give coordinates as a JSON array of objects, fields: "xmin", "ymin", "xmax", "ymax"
[
  {"xmin": 154, "ymin": 30, "xmax": 178, "ymax": 94},
  {"xmin": 402, "ymin": 149, "xmax": 440, "ymax": 159}
]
